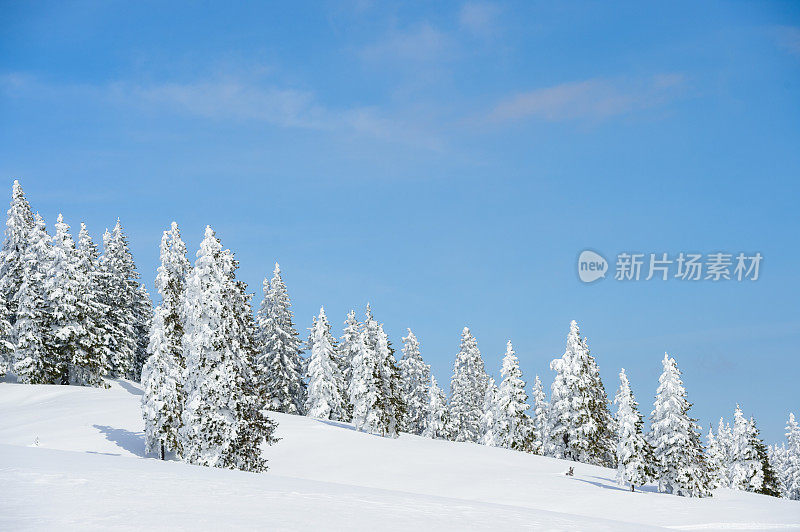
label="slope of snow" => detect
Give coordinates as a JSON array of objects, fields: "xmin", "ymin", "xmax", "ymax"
[{"xmin": 0, "ymin": 380, "xmax": 798, "ymax": 531}]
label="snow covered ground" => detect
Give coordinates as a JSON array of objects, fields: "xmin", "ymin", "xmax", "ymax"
[{"xmin": 0, "ymin": 380, "xmax": 798, "ymax": 531}]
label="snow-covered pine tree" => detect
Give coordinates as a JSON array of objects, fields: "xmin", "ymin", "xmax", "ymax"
[
  {"xmin": 715, "ymin": 418, "xmax": 734, "ymax": 488},
  {"xmin": 338, "ymin": 310, "xmax": 360, "ymax": 421},
  {"xmin": 100, "ymin": 220, "xmax": 150, "ymax": 380},
  {"xmin": 0, "ymin": 180, "xmax": 34, "ymax": 326},
  {"xmin": 372, "ymin": 322, "xmax": 405, "ymax": 438},
  {"xmin": 46, "ymin": 214, "xmax": 82, "ymax": 385},
  {"xmin": 305, "ymin": 306, "xmax": 346, "ymax": 420},
  {"xmin": 614, "ymin": 368, "xmax": 655, "ymax": 491},
  {"xmin": 349, "ymin": 325, "xmax": 381, "ymax": 434},
  {"xmin": 784, "ymin": 413, "xmax": 800, "ymax": 500},
  {"xmin": 13, "ymin": 213, "xmax": 54, "ymax": 384},
  {"xmin": 530, "ymin": 375, "xmax": 549, "ymax": 455},
  {"xmin": 423, "ymin": 375, "xmax": 449, "ymax": 440},
  {"xmin": 254, "ymin": 263, "xmax": 305, "ymax": 414},
  {"xmin": 649, "ymin": 353, "xmax": 711, "ymax": 497},
  {"xmin": 479, "ymin": 376, "xmax": 499, "ymax": 446},
  {"xmin": 748, "ymin": 416, "xmax": 781, "ymax": 497},
  {"xmin": 730, "ymin": 405, "xmax": 763, "ymax": 492},
  {"xmin": 447, "ymin": 327, "xmax": 488, "ymax": 443},
  {"xmin": 494, "ymin": 341, "xmax": 530, "ymax": 451},
  {"xmin": 548, "ymin": 320, "xmax": 615, "ymax": 466},
  {"xmin": 768, "ymin": 443, "xmax": 789, "ymax": 497},
  {"xmin": 180, "ymin": 227, "xmax": 276, "ymax": 471},
  {"xmin": 71, "ymin": 223, "xmax": 109, "ymax": 387},
  {"xmin": 398, "ymin": 328, "xmax": 431, "ymax": 435},
  {"xmin": 141, "ymin": 222, "xmax": 190, "ymax": 459},
  {"xmin": 705, "ymin": 426, "xmax": 726, "ymax": 489}
]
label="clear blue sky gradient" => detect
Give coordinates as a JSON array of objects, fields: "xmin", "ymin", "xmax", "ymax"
[{"xmin": 2, "ymin": 1, "xmax": 798, "ymax": 443}]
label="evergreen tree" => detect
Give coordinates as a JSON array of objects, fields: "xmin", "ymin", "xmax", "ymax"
[
  {"xmin": 338, "ymin": 310, "xmax": 360, "ymax": 421},
  {"xmin": 0, "ymin": 180, "xmax": 34, "ymax": 326},
  {"xmin": 180, "ymin": 227, "xmax": 276, "ymax": 471},
  {"xmin": 13, "ymin": 213, "xmax": 53, "ymax": 384},
  {"xmin": 398, "ymin": 328, "xmax": 431, "ymax": 435},
  {"xmin": 749, "ymin": 417, "xmax": 781, "ymax": 497},
  {"xmin": 447, "ymin": 327, "xmax": 488, "ymax": 443},
  {"xmin": 422, "ymin": 375, "xmax": 449, "ymax": 440},
  {"xmin": 132, "ymin": 283, "xmax": 153, "ymax": 381},
  {"xmin": 494, "ymin": 341, "xmax": 530, "ymax": 451},
  {"xmin": 715, "ymin": 418, "xmax": 734, "ymax": 488},
  {"xmin": 46, "ymin": 214, "xmax": 81, "ymax": 385},
  {"xmin": 71, "ymin": 223, "xmax": 109, "ymax": 387},
  {"xmin": 705, "ymin": 426, "xmax": 726, "ymax": 489},
  {"xmin": 349, "ymin": 326, "xmax": 381, "ymax": 434},
  {"xmin": 372, "ymin": 322, "xmax": 405, "ymax": 438},
  {"xmin": 0, "ymin": 291, "xmax": 13, "ymax": 378},
  {"xmin": 548, "ymin": 320, "xmax": 615, "ymax": 466},
  {"xmin": 254, "ymin": 263, "xmax": 305, "ymax": 414},
  {"xmin": 479, "ymin": 376, "xmax": 499, "ymax": 447},
  {"xmin": 649, "ymin": 353, "xmax": 711, "ymax": 497},
  {"xmin": 305, "ymin": 306, "xmax": 346, "ymax": 420},
  {"xmin": 730, "ymin": 405, "xmax": 763, "ymax": 492},
  {"xmin": 784, "ymin": 413, "xmax": 800, "ymax": 500},
  {"xmin": 141, "ymin": 222, "xmax": 190, "ymax": 459},
  {"xmin": 530, "ymin": 375, "xmax": 549, "ymax": 455},
  {"xmin": 614, "ymin": 368, "xmax": 655, "ymax": 491}
]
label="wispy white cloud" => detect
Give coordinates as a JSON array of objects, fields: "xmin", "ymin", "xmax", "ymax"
[
  {"xmin": 358, "ymin": 23, "xmax": 456, "ymax": 65},
  {"xmin": 458, "ymin": 2, "xmax": 502, "ymax": 37},
  {"xmin": 488, "ymin": 74, "xmax": 686, "ymax": 123}
]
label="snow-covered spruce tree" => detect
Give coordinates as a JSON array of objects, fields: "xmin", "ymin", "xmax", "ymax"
[
  {"xmin": 100, "ymin": 220, "xmax": 151, "ymax": 380},
  {"xmin": 373, "ymin": 322, "xmax": 405, "ymax": 438},
  {"xmin": 715, "ymin": 418, "xmax": 734, "ymax": 488},
  {"xmin": 705, "ymin": 426, "xmax": 726, "ymax": 489},
  {"xmin": 784, "ymin": 413, "xmax": 800, "ymax": 500},
  {"xmin": 254, "ymin": 263, "xmax": 305, "ymax": 414},
  {"xmin": 180, "ymin": 227, "xmax": 276, "ymax": 471},
  {"xmin": 479, "ymin": 377, "xmax": 499, "ymax": 447},
  {"xmin": 423, "ymin": 375, "xmax": 449, "ymax": 440},
  {"xmin": 748, "ymin": 417, "xmax": 781, "ymax": 497},
  {"xmin": 649, "ymin": 353, "xmax": 711, "ymax": 497},
  {"xmin": 447, "ymin": 327, "xmax": 488, "ymax": 443},
  {"xmin": 547, "ymin": 320, "xmax": 616, "ymax": 466},
  {"xmin": 768, "ymin": 443, "xmax": 789, "ymax": 497},
  {"xmin": 305, "ymin": 306, "xmax": 346, "ymax": 420},
  {"xmin": 614, "ymin": 368, "xmax": 655, "ymax": 491},
  {"xmin": 398, "ymin": 328, "xmax": 431, "ymax": 435},
  {"xmin": 530, "ymin": 375, "xmax": 549, "ymax": 455},
  {"xmin": 349, "ymin": 327, "xmax": 381, "ymax": 434},
  {"xmin": 337, "ymin": 310, "xmax": 360, "ymax": 421},
  {"xmin": 141, "ymin": 222, "xmax": 190, "ymax": 459},
  {"xmin": 46, "ymin": 214, "xmax": 82, "ymax": 385},
  {"xmin": 13, "ymin": 213, "xmax": 54, "ymax": 384},
  {"xmin": 0, "ymin": 180, "xmax": 34, "ymax": 326},
  {"xmin": 494, "ymin": 341, "xmax": 530, "ymax": 451},
  {"xmin": 71, "ymin": 223, "xmax": 110, "ymax": 387},
  {"xmin": 0, "ymin": 290, "xmax": 13, "ymax": 378},
  {"xmin": 730, "ymin": 405, "xmax": 763, "ymax": 492}
]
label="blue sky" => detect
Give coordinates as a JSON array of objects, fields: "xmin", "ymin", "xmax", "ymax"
[{"xmin": 2, "ymin": 1, "xmax": 799, "ymax": 443}]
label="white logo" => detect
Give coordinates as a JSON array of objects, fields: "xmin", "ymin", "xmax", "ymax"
[{"xmin": 578, "ymin": 250, "xmax": 607, "ymax": 283}]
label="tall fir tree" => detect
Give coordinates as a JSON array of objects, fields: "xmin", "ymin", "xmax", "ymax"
[
  {"xmin": 784, "ymin": 413, "xmax": 800, "ymax": 500},
  {"xmin": 649, "ymin": 353, "xmax": 711, "ymax": 497},
  {"xmin": 423, "ymin": 375, "xmax": 449, "ymax": 440},
  {"xmin": 447, "ymin": 327, "xmax": 488, "ymax": 443},
  {"xmin": 494, "ymin": 341, "xmax": 530, "ymax": 451},
  {"xmin": 255, "ymin": 263, "xmax": 305, "ymax": 414},
  {"xmin": 13, "ymin": 213, "xmax": 54, "ymax": 384},
  {"xmin": 305, "ymin": 306, "xmax": 346, "ymax": 420},
  {"xmin": 705, "ymin": 426, "xmax": 726, "ymax": 489},
  {"xmin": 349, "ymin": 326, "xmax": 381, "ymax": 434},
  {"xmin": 46, "ymin": 214, "xmax": 81, "ymax": 385},
  {"xmin": 715, "ymin": 417, "xmax": 734, "ymax": 488},
  {"xmin": 730, "ymin": 405, "xmax": 763, "ymax": 492},
  {"xmin": 180, "ymin": 227, "xmax": 276, "ymax": 471},
  {"xmin": 338, "ymin": 310, "xmax": 360, "ymax": 421},
  {"xmin": 748, "ymin": 416, "xmax": 781, "ymax": 497},
  {"xmin": 0, "ymin": 180, "xmax": 34, "ymax": 327},
  {"xmin": 0, "ymin": 290, "xmax": 12, "ymax": 377},
  {"xmin": 141, "ymin": 222, "xmax": 190, "ymax": 459},
  {"xmin": 372, "ymin": 322, "xmax": 405, "ymax": 438},
  {"xmin": 479, "ymin": 376, "xmax": 500, "ymax": 447},
  {"xmin": 547, "ymin": 320, "xmax": 616, "ymax": 466},
  {"xmin": 614, "ymin": 368, "xmax": 655, "ymax": 491},
  {"xmin": 71, "ymin": 223, "xmax": 109, "ymax": 387},
  {"xmin": 530, "ymin": 375, "xmax": 549, "ymax": 455},
  {"xmin": 398, "ymin": 328, "xmax": 431, "ymax": 435}
]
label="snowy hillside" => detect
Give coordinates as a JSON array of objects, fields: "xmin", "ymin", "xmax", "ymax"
[{"xmin": 1, "ymin": 381, "xmax": 798, "ymax": 531}]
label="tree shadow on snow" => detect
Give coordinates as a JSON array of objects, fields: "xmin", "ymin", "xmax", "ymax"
[
  {"xmin": 115, "ymin": 380, "xmax": 144, "ymax": 396},
  {"xmin": 93, "ymin": 425, "xmax": 146, "ymax": 457},
  {"xmin": 314, "ymin": 419, "xmax": 357, "ymax": 431},
  {"xmin": 575, "ymin": 476, "xmax": 659, "ymax": 494}
]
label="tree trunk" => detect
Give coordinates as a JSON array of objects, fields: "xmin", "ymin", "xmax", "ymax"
[
  {"xmin": 160, "ymin": 440, "xmax": 165, "ymax": 461},
  {"xmin": 630, "ymin": 484, "xmax": 635, "ymax": 492}
]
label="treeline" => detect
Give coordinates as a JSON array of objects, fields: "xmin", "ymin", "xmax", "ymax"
[{"xmin": 0, "ymin": 181, "xmax": 151, "ymax": 385}]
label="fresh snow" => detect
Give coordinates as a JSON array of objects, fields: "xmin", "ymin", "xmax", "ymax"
[{"xmin": 1, "ymin": 380, "xmax": 798, "ymax": 531}]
